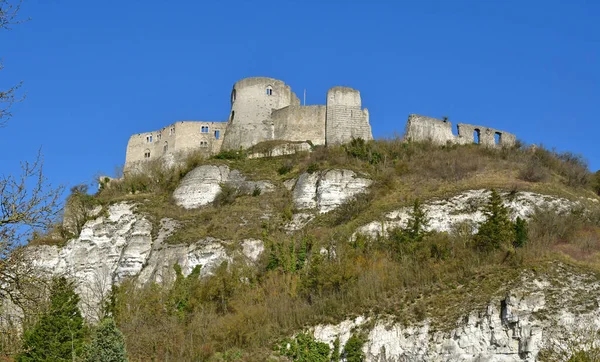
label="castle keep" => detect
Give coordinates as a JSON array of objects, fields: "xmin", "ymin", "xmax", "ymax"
[
  {"xmin": 125, "ymin": 77, "xmax": 517, "ymax": 172},
  {"xmin": 125, "ymin": 77, "xmax": 372, "ymax": 171}
]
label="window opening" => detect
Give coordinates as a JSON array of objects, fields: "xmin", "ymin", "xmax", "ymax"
[
  {"xmin": 146, "ymin": 135, "xmax": 153, "ymax": 143},
  {"xmin": 215, "ymin": 130, "xmax": 220, "ymax": 139},
  {"xmin": 144, "ymin": 149, "xmax": 151, "ymax": 158},
  {"xmin": 266, "ymin": 86, "xmax": 273, "ymax": 96},
  {"xmin": 163, "ymin": 142, "xmax": 168, "ymax": 152},
  {"xmin": 170, "ymin": 127, "xmax": 175, "ymax": 135},
  {"xmin": 230, "ymin": 111, "xmax": 235, "ymax": 122},
  {"xmin": 494, "ymin": 132, "xmax": 501, "ymax": 145},
  {"xmin": 231, "ymin": 89, "xmax": 236, "ymax": 103},
  {"xmin": 474, "ymin": 129, "xmax": 481, "ymax": 144}
]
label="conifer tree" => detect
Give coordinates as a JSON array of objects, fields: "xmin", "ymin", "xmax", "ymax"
[
  {"xmin": 405, "ymin": 199, "xmax": 429, "ymax": 243},
  {"xmin": 17, "ymin": 277, "xmax": 86, "ymax": 361},
  {"xmin": 84, "ymin": 318, "xmax": 128, "ymax": 362},
  {"xmin": 474, "ymin": 189, "xmax": 515, "ymax": 251}
]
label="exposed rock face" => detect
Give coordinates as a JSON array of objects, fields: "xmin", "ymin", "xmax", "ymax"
[
  {"xmin": 173, "ymin": 165, "xmax": 274, "ymax": 209},
  {"xmin": 27, "ymin": 203, "xmax": 263, "ymax": 321},
  {"xmin": 311, "ymin": 264, "xmax": 600, "ymax": 361},
  {"xmin": 355, "ymin": 189, "xmax": 579, "ymax": 239},
  {"xmin": 293, "ymin": 169, "xmax": 372, "ymax": 213}
]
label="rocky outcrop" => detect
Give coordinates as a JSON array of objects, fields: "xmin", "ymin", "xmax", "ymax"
[
  {"xmin": 173, "ymin": 165, "xmax": 274, "ymax": 209},
  {"xmin": 27, "ymin": 202, "xmax": 263, "ymax": 321},
  {"xmin": 310, "ymin": 264, "xmax": 600, "ymax": 361},
  {"xmin": 355, "ymin": 190, "xmax": 579, "ymax": 239},
  {"xmin": 293, "ymin": 169, "xmax": 372, "ymax": 213}
]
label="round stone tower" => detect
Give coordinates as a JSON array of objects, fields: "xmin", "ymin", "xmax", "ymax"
[{"xmin": 221, "ymin": 77, "xmax": 300, "ymax": 150}]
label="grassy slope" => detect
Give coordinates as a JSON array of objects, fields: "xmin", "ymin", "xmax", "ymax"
[{"xmin": 36, "ymin": 139, "xmax": 600, "ymax": 361}]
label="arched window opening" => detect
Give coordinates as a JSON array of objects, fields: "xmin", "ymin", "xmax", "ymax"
[
  {"xmin": 200, "ymin": 141, "xmax": 208, "ymax": 147},
  {"xmin": 146, "ymin": 134, "xmax": 153, "ymax": 143},
  {"xmin": 163, "ymin": 142, "xmax": 168, "ymax": 152},
  {"xmin": 230, "ymin": 111, "xmax": 235, "ymax": 122},
  {"xmin": 494, "ymin": 132, "xmax": 502, "ymax": 145},
  {"xmin": 144, "ymin": 149, "xmax": 151, "ymax": 159},
  {"xmin": 231, "ymin": 89, "xmax": 236, "ymax": 103},
  {"xmin": 473, "ymin": 129, "xmax": 481, "ymax": 144},
  {"xmin": 215, "ymin": 130, "xmax": 220, "ymax": 139},
  {"xmin": 201, "ymin": 126, "xmax": 209, "ymax": 133},
  {"xmin": 266, "ymin": 86, "xmax": 273, "ymax": 96},
  {"xmin": 157, "ymin": 133, "xmax": 162, "ymax": 140},
  {"xmin": 170, "ymin": 127, "xmax": 175, "ymax": 135}
]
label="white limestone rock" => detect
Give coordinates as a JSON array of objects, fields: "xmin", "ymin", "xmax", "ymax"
[
  {"xmin": 293, "ymin": 169, "xmax": 372, "ymax": 214},
  {"xmin": 27, "ymin": 202, "xmax": 264, "ymax": 321},
  {"xmin": 310, "ymin": 265, "xmax": 600, "ymax": 361},
  {"xmin": 173, "ymin": 165, "xmax": 274, "ymax": 209},
  {"xmin": 355, "ymin": 189, "xmax": 579, "ymax": 240}
]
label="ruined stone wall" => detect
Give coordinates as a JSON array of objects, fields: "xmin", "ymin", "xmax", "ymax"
[
  {"xmin": 124, "ymin": 121, "xmax": 227, "ymax": 172},
  {"xmin": 456, "ymin": 123, "xmax": 516, "ymax": 147},
  {"xmin": 403, "ymin": 114, "xmax": 516, "ymax": 147},
  {"xmin": 272, "ymin": 105, "xmax": 326, "ymax": 145},
  {"xmin": 325, "ymin": 87, "xmax": 372, "ymax": 145},
  {"xmin": 404, "ymin": 114, "xmax": 455, "ymax": 144},
  {"xmin": 221, "ymin": 77, "xmax": 300, "ymax": 150}
]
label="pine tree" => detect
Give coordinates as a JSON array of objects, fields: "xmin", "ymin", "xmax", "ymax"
[
  {"xmin": 84, "ymin": 318, "xmax": 128, "ymax": 362},
  {"xmin": 513, "ymin": 217, "xmax": 528, "ymax": 248},
  {"xmin": 474, "ymin": 189, "xmax": 515, "ymax": 251},
  {"xmin": 405, "ymin": 199, "xmax": 429, "ymax": 243},
  {"xmin": 17, "ymin": 277, "xmax": 86, "ymax": 362}
]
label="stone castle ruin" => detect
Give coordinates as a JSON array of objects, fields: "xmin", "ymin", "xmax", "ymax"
[
  {"xmin": 124, "ymin": 77, "xmax": 516, "ymax": 172},
  {"xmin": 125, "ymin": 77, "xmax": 372, "ymax": 171},
  {"xmin": 404, "ymin": 114, "xmax": 516, "ymax": 147}
]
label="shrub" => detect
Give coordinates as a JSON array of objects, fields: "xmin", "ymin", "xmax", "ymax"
[
  {"xmin": 252, "ymin": 186, "xmax": 261, "ymax": 197},
  {"xmin": 214, "ymin": 149, "xmax": 246, "ymax": 160},
  {"xmin": 473, "ymin": 190, "xmax": 515, "ymax": 251},
  {"xmin": 306, "ymin": 162, "xmax": 319, "ymax": 174},
  {"xmin": 519, "ymin": 159, "xmax": 550, "ymax": 182},
  {"xmin": 278, "ymin": 161, "xmax": 294, "ymax": 175},
  {"xmin": 343, "ymin": 333, "xmax": 366, "ymax": 362},
  {"xmin": 344, "ymin": 137, "xmax": 382, "ymax": 165},
  {"xmin": 84, "ymin": 318, "xmax": 128, "ymax": 362},
  {"xmin": 17, "ymin": 277, "xmax": 86, "ymax": 362},
  {"xmin": 593, "ymin": 170, "xmax": 600, "ymax": 195},
  {"xmin": 332, "ymin": 192, "xmax": 373, "ymax": 226},
  {"xmin": 213, "ymin": 184, "xmax": 240, "ymax": 207},
  {"xmin": 513, "ymin": 217, "xmax": 528, "ymax": 248},
  {"xmin": 279, "ymin": 333, "xmax": 330, "ymax": 362}
]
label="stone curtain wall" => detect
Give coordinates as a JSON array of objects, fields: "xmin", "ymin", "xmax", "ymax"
[
  {"xmin": 221, "ymin": 77, "xmax": 299, "ymax": 151},
  {"xmin": 404, "ymin": 114, "xmax": 517, "ymax": 147},
  {"xmin": 325, "ymin": 87, "xmax": 373, "ymax": 145},
  {"xmin": 272, "ymin": 105, "xmax": 327, "ymax": 145}
]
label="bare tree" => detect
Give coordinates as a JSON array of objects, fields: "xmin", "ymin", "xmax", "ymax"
[
  {"xmin": 0, "ymin": 0, "xmax": 25, "ymax": 127},
  {"xmin": 0, "ymin": 0, "xmax": 63, "ymax": 307}
]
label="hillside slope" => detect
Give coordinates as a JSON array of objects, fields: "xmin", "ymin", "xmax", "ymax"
[{"xmin": 22, "ymin": 140, "xmax": 600, "ymax": 361}]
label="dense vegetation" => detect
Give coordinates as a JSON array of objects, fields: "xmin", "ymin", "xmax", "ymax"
[{"xmin": 16, "ymin": 139, "xmax": 600, "ymax": 361}]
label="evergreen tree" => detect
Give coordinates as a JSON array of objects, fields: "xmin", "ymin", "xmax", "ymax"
[
  {"xmin": 405, "ymin": 199, "xmax": 429, "ymax": 243},
  {"xmin": 343, "ymin": 333, "xmax": 365, "ymax": 362},
  {"xmin": 513, "ymin": 217, "xmax": 528, "ymax": 248},
  {"xmin": 474, "ymin": 189, "xmax": 515, "ymax": 251},
  {"xmin": 17, "ymin": 277, "xmax": 86, "ymax": 362},
  {"xmin": 84, "ymin": 318, "xmax": 128, "ymax": 362}
]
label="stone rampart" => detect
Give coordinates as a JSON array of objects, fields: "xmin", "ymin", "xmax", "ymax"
[{"xmin": 272, "ymin": 105, "xmax": 326, "ymax": 145}]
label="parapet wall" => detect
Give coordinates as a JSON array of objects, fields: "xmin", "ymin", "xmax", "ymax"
[
  {"xmin": 404, "ymin": 114, "xmax": 516, "ymax": 147},
  {"xmin": 325, "ymin": 87, "xmax": 372, "ymax": 145},
  {"xmin": 272, "ymin": 105, "xmax": 326, "ymax": 145}
]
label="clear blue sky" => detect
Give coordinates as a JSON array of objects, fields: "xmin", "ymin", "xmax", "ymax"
[{"xmin": 1, "ymin": 0, "xmax": 599, "ymax": 192}]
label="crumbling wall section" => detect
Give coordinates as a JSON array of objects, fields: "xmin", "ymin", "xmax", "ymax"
[
  {"xmin": 272, "ymin": 105, "xmax": 326, "ymax": 145},
  {"xmin": 325, "ymin": 87, "xmax": 372, "ymax": 145},
  {"xmin": 404, "ymin": 114, "xmax": 455, "ymax": 144},
  {"xmin": 403, "ymin": 114, "xmax": 516, "ymax": 148},
  {"xmin": 456, "ymin": 123, "xmax": 516, "ymax": 147}
]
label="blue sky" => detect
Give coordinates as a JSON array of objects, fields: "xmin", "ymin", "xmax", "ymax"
[{"xmin": 1, "ymin": 0, "xmax": 599, "ymax": 191}]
